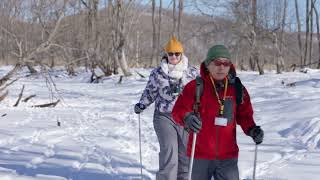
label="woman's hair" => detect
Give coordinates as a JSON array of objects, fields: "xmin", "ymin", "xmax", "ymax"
[{"xmin": 162, "ymin": 54, "xmax": 168, "ymax": 62}]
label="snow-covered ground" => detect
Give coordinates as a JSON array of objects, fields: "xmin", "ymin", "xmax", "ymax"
[{"xmin": 0, "ymin": 66, "xmax": 319, "ymax": 180}]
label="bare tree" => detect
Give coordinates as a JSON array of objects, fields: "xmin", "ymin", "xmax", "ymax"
[
  {"xmin": 81, "ymin": 0, "xmax": 105, "ymax": 79},
  {"xmin": 304, "ymin": 0, "xmax": 311, "ymax": 66},
  {"xmin": 250, "ymin": 0, "xmax": 264, "ymax": 74},
  {"xmin": 295, "ymin": 0, "xmax": 303, "ymax": 67},
  {"xmin": 274, "ymin": 0, "xmax": 287, "ymax": 74},
  {"xmin": 0, "ymin": 63, "xmax": 21, "ymax": 102},
  {"xmin": 112, "ymin": 0, "xmax": 131, "ymax": 76},
  {"xmin": 108, "ymin": 0, "xmax": 119, "ymax": 74},
  {"xmin": 81, "ymin": 0, "xmax": 99, "ymax": 71},
  {"xmin": 157, "ymin": 0, "xmax": 162, "ymax": 62},
  {"xmin": 312, "ymin": 0, "xmax": 320, "ymax": 69},
  {"xmin": 172, "ymin": 0, "xmax": 177, "ymax": 37},
  {"xmin": 309, "ymin": 0, "xmax": 314, "ymax": 67},
  {"xmin": 1, "ymin": 0, "xmax": 318, "ymax": 76},
  {"xmin": 151, "ymin": 0, "xmax": 157, "ymax": 67},
  {"xmin": 1, "ymin": 0, "xmax": 70, "ymax": 74},
  {"xmin": 178, "ymin": 0, "xmax": 184, "ymax": 39}
]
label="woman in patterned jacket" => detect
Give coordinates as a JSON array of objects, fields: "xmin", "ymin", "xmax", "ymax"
[{"xmin": 134, "ymin": 36, "xmax": 198, "ymax": 180}]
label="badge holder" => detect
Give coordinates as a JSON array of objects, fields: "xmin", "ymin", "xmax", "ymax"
[{"xmin": 215, "ymin": 106, "xmax": 228, "ymax": 126}]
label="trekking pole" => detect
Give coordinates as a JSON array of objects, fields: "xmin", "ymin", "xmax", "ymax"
[
  {"xmin": 188, "ymin": 132, "xmax": 197, "ymax": 180},
  {"xmin": 252, "ymin": 144, "xmax": 258, "ymax": 180},
  {"xmin": 138, "ymin": 114, "xmax": 143, "ymax": 179},
  {"xmin": 188, "ymin": 76, "xmax": 203, "ymax": 180}
]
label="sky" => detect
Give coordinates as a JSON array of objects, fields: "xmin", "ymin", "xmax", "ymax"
[{"xmin": 140, "ymin": 0, "xmax": 316, "ymax": 31}]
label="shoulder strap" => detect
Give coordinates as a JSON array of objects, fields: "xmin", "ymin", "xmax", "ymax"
[
  {"xmin": 192, "ymin": 76, "xmax": 243, "ymax": 112},
  {"xmin": 193, "ymin": 76, "xmax": 203, "ymax": 113},
  {"xmin": 235, "ymin": 77, "xmax": 243, "ymax": 106}
]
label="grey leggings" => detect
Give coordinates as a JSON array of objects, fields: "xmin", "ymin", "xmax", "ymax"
[{"xmin": 153, "ymin": 112, "xmax": 189, "ymax": 180}]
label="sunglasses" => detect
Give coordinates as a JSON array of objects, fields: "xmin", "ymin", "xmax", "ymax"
[
  {"xmin": 168, "ymin": 52, "xmax": 181, "ymax": 57},
  {"xmin": 213, "ymin": 60, "xmax": 232, "ymax": 67}
]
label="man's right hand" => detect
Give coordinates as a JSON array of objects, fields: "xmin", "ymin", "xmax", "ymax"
[
  {"xmin": 134, "ymin": 103, "xmax": 146, "ymax": 114},
  {"xmin": 248, "ymin": 126, "xmax": 264, "ymax": 145},
  {"xmin": 184, "ymin": 112, "xmax": 202, "ymax": 133}
]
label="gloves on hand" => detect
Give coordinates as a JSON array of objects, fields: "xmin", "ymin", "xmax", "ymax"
[
  {"xmin": 184, "ymin": 112, "xmax": 202, "ymax": 133},
  {"xmin": 134, "ymin": 103, "xmax": 146, "ymax": 114},
  {"xmin": 248, "ymin": 126, "xmax": 264, "ymax": 145}
]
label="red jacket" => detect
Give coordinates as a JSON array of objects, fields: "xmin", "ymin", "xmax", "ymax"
[{"xmin": 172, "ymin": 63, "xmax": 256, "ymax": 160}]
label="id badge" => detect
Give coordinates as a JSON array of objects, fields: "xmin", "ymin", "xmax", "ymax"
[{"xmin": 215, "ymin": 117, "xmax": 228, "ymax": 126}]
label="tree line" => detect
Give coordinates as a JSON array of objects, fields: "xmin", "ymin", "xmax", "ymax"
[{"xmin": 0, "ymin": 0, "xmax": 320, "ymax": 79}]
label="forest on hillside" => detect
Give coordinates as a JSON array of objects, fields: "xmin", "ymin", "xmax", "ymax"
[{"xmin": 1, "ymin": 0, "xmax": 320, "ymax": 78}]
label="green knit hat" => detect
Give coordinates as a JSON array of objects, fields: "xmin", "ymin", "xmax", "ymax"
[{"xmin": 204, "ymin": 45, "xmax": 231, "ymax": 67}]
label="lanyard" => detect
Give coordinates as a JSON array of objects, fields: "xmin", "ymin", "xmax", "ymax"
[{"xmin": 209, "ymin": 76, "xmax": 228, "ymax": 116}]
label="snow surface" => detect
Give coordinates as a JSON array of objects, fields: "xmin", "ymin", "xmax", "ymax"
[{"xmin": 0, "ymin": 66, "xmax": 319, "ymax": 180}]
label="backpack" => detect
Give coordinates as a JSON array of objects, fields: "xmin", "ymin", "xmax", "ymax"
[{"xmin": 193, "ymin": 76, "xmax": 243, "ymax": 113}]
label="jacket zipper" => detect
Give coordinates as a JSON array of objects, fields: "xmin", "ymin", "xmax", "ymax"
[{"xmin": 216, "ymin": 125, "xmax": 219, "ymax": 159}]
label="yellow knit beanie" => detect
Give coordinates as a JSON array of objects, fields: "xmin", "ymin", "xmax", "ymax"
[{"xmin": 164, "ymin": 36, "xmax": 184, "ymax": 53}]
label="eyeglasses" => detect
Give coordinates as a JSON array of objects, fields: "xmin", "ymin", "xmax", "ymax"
[
  {"xmin": 213, "ymin": 60, "xmax": 232, "ymax": 67},
  {"xmin": 168, "ymin": 52, "xmax": 181, "ymax": 57}
]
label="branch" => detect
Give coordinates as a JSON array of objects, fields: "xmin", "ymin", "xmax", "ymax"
[
  {"xmin": 0, "ymin": 64, "xmax": 21, "ymax": 87},
  {"xmin": 135, "ymin": 70, "xmax": 145, "ymax": 78},
  {"xmin": 0, "ymin": 90, "xmax": 9, "ymax": 102},
  {"xmin": 1, "ymin": 26, "xmax": 23, "ymax": 60},
  {"xmin": 118, "ymin": 75, "xmax": 123, "ymax": 84},
  {"xmin": 32, "ymin": 100, "xmax": 60, "ymax": 108},
  {"xmin": 13, "ymin": 85, "xmax": 25, "ymax": 107},
  {"xmin": 0, "ymin": 78, "xmax": 19, "ymax": 92},
  {"xmin": 27, "ymin": 10, "xmax": 65, "ymax": 59},
  {"xmin": 22, "ymin": 95, "xmax": 36, "ymax": 103},
  {"xmin": 80, "ymin": 0, "xmax": 89, "ymax": 9}
]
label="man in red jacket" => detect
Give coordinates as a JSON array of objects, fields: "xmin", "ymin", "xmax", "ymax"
[{"xmin": 172, "ymin": 45, "xmax": 264, "ymax": 180}]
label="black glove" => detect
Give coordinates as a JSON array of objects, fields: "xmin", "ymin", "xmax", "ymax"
[
  {"xmin": 184, "ymin": 112, "xmax": 202, "ymax": 133},
  {"xmin": 248, "ymin": 126, "xmax": 264, "ymax": 145},
  {"xmin": 134, "ymin": 103, "xmax": 146, "ymax": 114}
]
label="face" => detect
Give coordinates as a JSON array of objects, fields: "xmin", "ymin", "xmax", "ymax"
[
  {"xmin": 207, "ymin": 58, "xmax": 232, "ymax": 80},
  {"xmin": 167, "ymin": 52, "xmax": 182, "ymax": 65}
]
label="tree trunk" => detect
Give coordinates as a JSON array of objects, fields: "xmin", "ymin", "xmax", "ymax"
[
  {"xmin": 172, "ymin": 0, "xmax": 177, "ymax": 37},
  {"xmin": 312, "ymin": 0, "xmax": 320, "ymax": 69},
  {"xmin": 276, "ymin": 0, "xmax": 287, "ymax": 73},
  {"xmin": 249, "ymin": 56, "xmax": 256, "ymax": 71},
  {"xmin": 157, "ymin": 0, "xmax": 162, "ymax": 61},
  {"xmin": 87, "ymin": 0, "xmax": 99, "ymax": 71},
  {"xmin": 118, "ymin": 48, "xmax": 131, "ymax": 76},
  {"xmin": 256, "ymin": 55, "xmax": 264, "ymax": 75},
  {"xmin": 26, "ymin": 62, "xmax": 38, "ymax": 74},
  {"xmin": 295, "ymin": 0, "xmax": 303, "ymax": 67},
  {"xmin": 151, "ymin": 0, "xmax": 157, "ymax": 67},
  {"xmin": 178, "ymin": 0, "xmax": 183, "ymax": 39},
  {"xmin": 239, "ymin": 59, "xmax": 247, "ymax": 71},
  {"xmin": 114, "ymin": 0, "xmax": 131, "ymax": 76},
  {"xmin": 304, "ymin": 0, "xmax": 310, "ymax": 66},
  {"xmin": 135, "ymin": 30, "xmax": 140, "ymax": 67},
  {"xmin": 250, "ymin": 0, "xmax": 263, "ymax": 74},
  {"xmin": 273, "ymin": 33, "xmax": 284, "ymax": 74},
  {"xmin": 309, "ymin": 0, "xmax": 314, "ymax": 67},
  {"xmin": 107, "ymin": 0, "xmax": 116, "ymax": 75}
]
